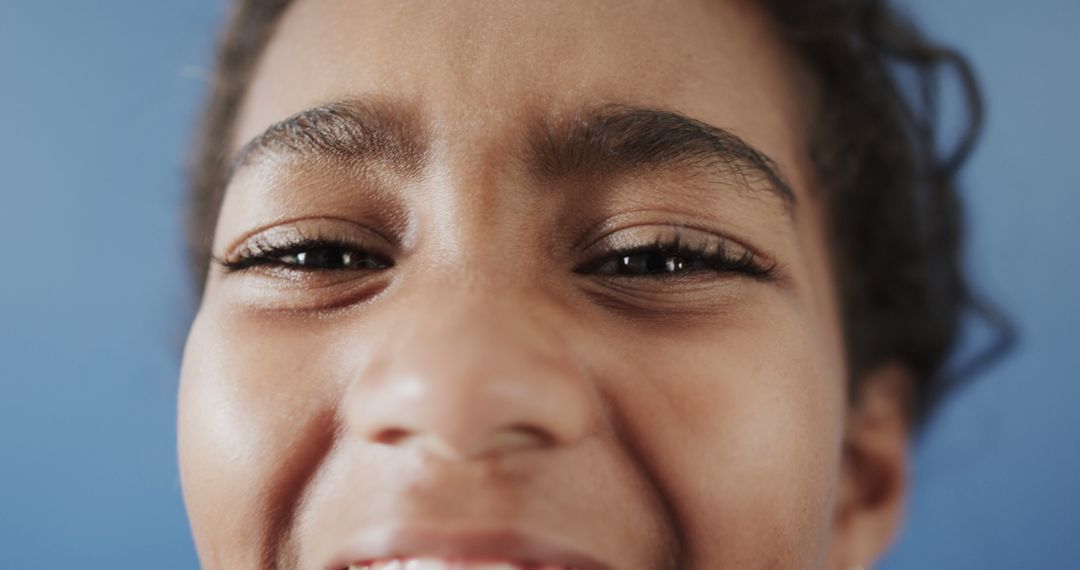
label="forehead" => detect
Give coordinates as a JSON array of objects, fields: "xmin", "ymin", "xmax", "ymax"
[{"xmin": 236, "ymin": 0, "xmax": 808, "ymax": 182}]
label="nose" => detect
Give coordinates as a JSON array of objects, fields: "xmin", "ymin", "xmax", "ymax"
[{"xmin": 344, "ymin": 289, "xmax": 595, "ymax": 461}]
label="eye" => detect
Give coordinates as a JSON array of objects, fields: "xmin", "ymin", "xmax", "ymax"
[
  {"xmin": 273, "ymin": 244, "xmax": 389, "ymax": 270},
  {"xmin": 576, "ymin": 227, "xmax": 777, "ymax": 281},
  {"xmin": 220, "ymin": 238, "xmax": 393, "ymax": 273},
  {"xmin": 591, "ymin": 249, "xmax": 719, "ymax": 276}
]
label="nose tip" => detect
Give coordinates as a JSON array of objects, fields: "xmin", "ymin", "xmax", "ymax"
[{"xmin": 345, "ymin": 326, "xmax": 594, "ymax": 462}]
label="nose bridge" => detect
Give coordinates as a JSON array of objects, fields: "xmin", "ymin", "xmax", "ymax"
[{"xmin": 345, "ymin": 283, "xmax": 595, "ymax": 460}]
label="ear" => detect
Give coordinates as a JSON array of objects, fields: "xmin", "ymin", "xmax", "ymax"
[{"xmin": 827, "ymin": 363, "xmax": 914, "ymax": 569}]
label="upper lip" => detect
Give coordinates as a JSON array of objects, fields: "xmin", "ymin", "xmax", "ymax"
[{"xmin": 325, "ymin": 525, "xmax": 613, "ymax": 570}]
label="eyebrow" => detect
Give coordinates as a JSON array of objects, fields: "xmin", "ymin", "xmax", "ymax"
[
  {"xmin": 229, "ymin": 100, "xmax": 795, "ymax": 211},
  {"xmin": 528, "ymin": 104, "xmax": 795, "ymax": 210},
  {"xmin": 228, "ymin": 99, "xmax": 428, "ymax": 179}
]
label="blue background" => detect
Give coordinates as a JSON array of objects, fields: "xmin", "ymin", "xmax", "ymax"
[{"xmin": 1, "ymin": 1, "xmax": 1076, "ymax": 567}]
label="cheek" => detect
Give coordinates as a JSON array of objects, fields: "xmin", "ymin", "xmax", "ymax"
[
  {"xmin": 178, "ymin": 306, "xmax": 341, "ymax": 569},
  {"xmin": 598, "ymin": 299, "xmax": 847, "ymax": 568}
]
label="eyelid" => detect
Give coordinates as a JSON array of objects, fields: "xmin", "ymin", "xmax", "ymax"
[
  {"xmin": 574, "ymin": 223, "xmax": 780, "ymax": 280},
  {"xmin": 218, "ymin": 217, "xmax": 398, "ymax": 259},
  {"xmin": 217, "ymin": 218, "xmax": 397, "ymax": 270},
  {"xmin": 579, "ymin": 224, "xmax": 741, "ymax": 259}
]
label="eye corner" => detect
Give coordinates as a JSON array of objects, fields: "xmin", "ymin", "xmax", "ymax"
[{"xmin": 212, "ymin": 253, "xmax": 242, "ymax": 273}]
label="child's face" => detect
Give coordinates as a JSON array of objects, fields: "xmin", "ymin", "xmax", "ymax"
[{"xmin": 179, "ymin": 1, "xmax": 908, "ymax": 568}]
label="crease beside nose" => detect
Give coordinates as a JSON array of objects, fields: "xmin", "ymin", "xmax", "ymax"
[{"xmin": 344, "ymin": 307, "xmax": 595, "ymax": 461}]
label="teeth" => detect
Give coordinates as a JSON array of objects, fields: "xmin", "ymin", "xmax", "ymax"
[
  {"xmin": 406, "ymin": 559, "xmax": 451, "ymax": 570},
  {"xmin": 348, "ymin": 559, "xmax": 556, "ymax": 570}
]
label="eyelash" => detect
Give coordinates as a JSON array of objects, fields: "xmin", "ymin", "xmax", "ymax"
[
  {"xmin": 217, "ymin": 230, "xmax": 776, "ymax": 281},
  {"xmin": 217, "ymin": 236, "xmax": 393, "ymax": 273},
  {"xmin": 576, "ymin": 231, "xmax": 777, "ymax": 281}
]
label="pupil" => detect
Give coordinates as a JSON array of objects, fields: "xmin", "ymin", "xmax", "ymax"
[
  {"xmin": 621, "ymin": 252, "xmax": 683, "ymax": 274},
  {"xmin": 288, "ymin": 247, "xmax": 350, "ymax": 268},
  {"xmin": 279, "ymin": 246, "xmax": 391, "ymax": 270},
  {"xmin": 320, "ymin": 247, "xmax": 349, "ymax": 268}
]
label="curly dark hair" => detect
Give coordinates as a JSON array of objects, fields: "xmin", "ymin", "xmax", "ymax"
[{"xmin": 187, "ymin": 0, "xmax": 1011, "ymax": 428}]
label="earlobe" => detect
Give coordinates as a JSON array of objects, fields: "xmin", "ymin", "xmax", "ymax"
[{"xmin": 829, "ymin": 363, "xmax": 914, "ymax": 569}]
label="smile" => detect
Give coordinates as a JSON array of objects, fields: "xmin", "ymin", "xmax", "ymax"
[
  {"xmin": 346, "ymin": 559, "xmax": 575, "ymax": 569},
  {"xmin": 328, "ymin": 527, "xmax": 608, "ymax": 570}
]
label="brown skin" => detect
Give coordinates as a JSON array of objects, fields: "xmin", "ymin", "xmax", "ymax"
[{"xmin": 179, "ymin": 1, "xmax": 911, "ymax": 568}]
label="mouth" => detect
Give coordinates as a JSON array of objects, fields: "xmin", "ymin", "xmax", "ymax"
[
  {"xmin": 328, "ymin": 526, "xmax": 610, "ymax": 570},
  {"xmin": 346, "ymin": 559, "xmax": 575, "ymax": 569}
]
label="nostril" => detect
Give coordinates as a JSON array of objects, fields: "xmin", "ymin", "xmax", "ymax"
[
  {"xmin": 367, "ymin": 424, "xmax": 556, "ymax": 460},
  {"xmin": 371, "ymin": 427, "xmax": 412, "ymax": 446},
  {"xmin": 505, "ymin": 424, "xmax": 557, "ymax": 448},
  {"xmin": 465, "ymin": 425, "xmax": 556, "ymax": 458}
]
